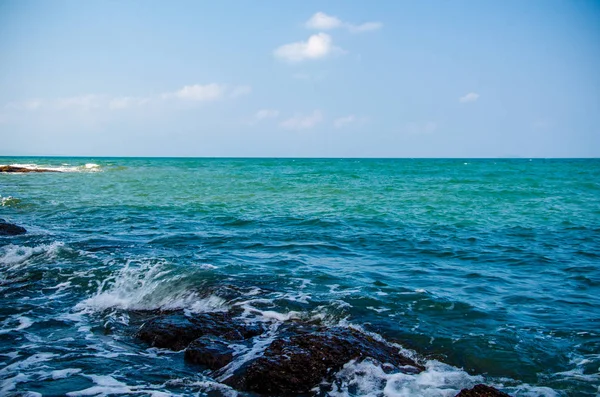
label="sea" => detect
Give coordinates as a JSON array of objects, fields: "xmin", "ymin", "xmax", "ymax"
[{"xmin": 1, "ymin": 157, "xmax": 599, "ymax": 397}]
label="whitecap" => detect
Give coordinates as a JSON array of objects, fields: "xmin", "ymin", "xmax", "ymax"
[{"xmin": 75, "ymin": 260, "xmax": 228, "ymax": 313}]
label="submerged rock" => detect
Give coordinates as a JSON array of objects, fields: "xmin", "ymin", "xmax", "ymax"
[
  {"xmin": 0, "ymin": 165, "xmax": 59, "ymax": 173},
  {"xmin": 455, "ymin": 384, "xmax": 512, "ymax": 397},
  {"xmin": 224, "ymin": 327, "xmax": 424, "ymax": 394},
  {"xmin": 0, "ymin": 219, "xmax": 26, "ymax": 236}
]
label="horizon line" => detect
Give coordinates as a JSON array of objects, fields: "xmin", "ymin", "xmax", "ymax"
[{"xmin": 1, "ymin": 155, "xmax": 599, "ymax": 160}]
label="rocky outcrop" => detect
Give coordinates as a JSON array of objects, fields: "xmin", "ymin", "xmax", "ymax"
[
  {"xmin": 0, "ymin": 165, "xmax": 59, "ymax": 173},
  {"xmin": 137, "ymin": 312, "xmax": 263, "ymax": 351},
  {"xmin": 455, "ymin": 384, "xmax": 512, "ymax": 397},
  {"xmin": 0, "ymin": 219, "xmax": 26, "ymax": 236},
  {"xmin": 224, "ymin": 327, "xmax": 424, "ymax": 394},
  {"xmin": 134, "ymin": 310, "xmax": 513, "ymax": 396},
  {"xmin": 135, "ymin": 311, "xmax": 424, "ymax": 395}
]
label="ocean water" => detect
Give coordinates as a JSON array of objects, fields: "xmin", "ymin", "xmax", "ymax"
[{"xmin": 1, "ymin": 157, "xmax": 599, "ymax": 397}]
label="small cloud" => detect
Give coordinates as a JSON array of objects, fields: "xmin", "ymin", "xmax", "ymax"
[
  {"xmin": 406, "ymin": 121, "xmax": 437, "ymax": 135},
  {"xmin": 254, "ymin": 109, "xmax": 280, "ymax": 122},
  {"xmin": 305, "ymin": 12, "xmax": 382, "ymax": 33},
  {"xmin": 333, "ymin": 114, "xmax": 367, "ymax": 128},
  {"xmin": 230, "ymin": 85, "xmax": 252, "ymax": 99},
  {"xmin": 108, "ymin": 96, "xmax": 150, "ymax": 110},
  {"xmin": 55, "ymin": 95, "xmax": 103, "ymax": 110},
  {"xmin": 274, "ymin": 33, "xmax": 343, "ymax": 62},
  {"xmin": 280, "ymin": 110, "xmax": 323, "ymax": 130},
  {"xmin": 168, "ymin": 84, "xmax": 225, "ymax": 101},
  {"xmin": 459, "ymin": 92, "xmax": 479, "ymax": 103},
  {"xmin": 305, "ymin": 12, "xmax": 343, "ymax": 30},
  {"xmin": 348, "ymin": 22, "xmax": 383, "ymax": 33}
]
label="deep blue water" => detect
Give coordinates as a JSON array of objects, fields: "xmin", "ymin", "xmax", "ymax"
[{"xmin": 1, "ymin": 157, "xmax": 599, "ymax": 396}]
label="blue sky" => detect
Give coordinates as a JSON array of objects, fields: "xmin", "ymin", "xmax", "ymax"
[{"xmin": 1, "ymin": 0, "xmax": 599, "ymax": 157}]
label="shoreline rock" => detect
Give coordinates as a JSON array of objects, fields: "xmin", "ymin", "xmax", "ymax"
[
  {"xmin": 0, "ymin": 219, "xmax": 27, "ymax": 236},
  {"xmin": 135, "ymin": 311, "xmax": 424, "ymax": 395},
  {"xmin": 456, "ymin": 384, "xmax": 512, "ymax": 397},
  {"xmin": 133, "ymin": 310, "xmax": 512, "ymax": 396},
  {"xmin": 0, "ymin": 165, "xmax": 60, "ymax": 173}
]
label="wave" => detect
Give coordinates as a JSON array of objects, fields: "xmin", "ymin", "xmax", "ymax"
[
  {"xmin": 1, "ymin": 163, "xmax": 102, "ymax": 173},
  {"xmin": 75, "ymin": 260, "xmax": 227, "ymax": 314},
  {"xmin": 0, "ymin": 242, "xmax": 65, "ymax": 269}
]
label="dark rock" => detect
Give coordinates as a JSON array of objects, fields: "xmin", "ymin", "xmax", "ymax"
[
  {"xmin": 185, "ymin": 335, "xmax": 234, "ymax": 370},
  {"xmin": 136, "ymin": 311, "xmax": 264, "ymax": 351},
  {"xmin": 0, "ymin": 165, "xmax": 59, "ymax": 173},
  {"xmin": 455, "ymin": 384, "xmax": 512, "ymax": 397},
  {"xmin": 224, "ymin": 327, "xmax": 424, "ymax": 395},
  {"xmin": 137, "ymin": 314, "xmax": 202, "ymax": 350},
  {"xmin": 0, "ymin": 219, "xmax": 26, "ymax": 236}
]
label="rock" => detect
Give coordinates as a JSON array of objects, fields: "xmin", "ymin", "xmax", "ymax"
[
  {"xmin": 134, "ymin": 311, "xmax": 506, "ymax": 396},
  {"xmin": 0, "ymin": 165, "xmax": 59, "ymax": 173},
  {"xmin": 0, "ymin": 219, "xmax": 26, "ymax": 236},
  {"xmin": 137, "ymin": 314, "xmax": 202, "ymax": 350},
  {"xmin": 136, "ymin": 311, "xmax": 264, "ymax": 351},
  {"xmin": 224, "ymin": 327, "xmax": 424, "ymax": 395},
  {"xmin": 455, "ymin": 384, "xmax": 512, "ymax": 397},
  {"xmin": 185, "ymin": 335, "xmax": 235, "ymax": 370}
]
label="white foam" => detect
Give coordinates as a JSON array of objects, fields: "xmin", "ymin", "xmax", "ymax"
[
  {"xmin": 218, "ymin": 323, "xmax": 281, "ymax": 382},
  {"xmin": 199, "ymin": 263, "xmax": 218, "ymax": 270},
  {"xmin": 3, "ymin": 163, "xmax": 102, "ymax": 173},
  {"xmin": 75, "ymin": 260, "xmax": 228, "ymax": 313},
  {"xmin": 66, "ymin": 374, "xmax": 170, "ymax": 397},
  {"xmin": 0, "ymin": 373, "xmax": 29, "ymax": 394},
  {"xmin": 0, "ymin": 242, "xmax": 64, "ymax": 269},
  {"xmin": 165, "ymin": 378, "xmax": 238, "ymax": 397},
  {"xmin": 329, "ymin": 359, "xmax": 483, "ymax": 397},
  {"xmin": 0, "ymin": 353, "xmax": 58, "ymax": 376},
  {"xmin": 0, "ymin": 196, "xmax": 20, "ymax": 207},
  {"xmin": 0, "ymin": 315, "xmax": 34, "ymax": 335}
]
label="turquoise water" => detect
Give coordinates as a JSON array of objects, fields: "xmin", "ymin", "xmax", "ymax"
[{"xmin": 1, "ymin": 157, "xmax": 599, "ymax": 396}]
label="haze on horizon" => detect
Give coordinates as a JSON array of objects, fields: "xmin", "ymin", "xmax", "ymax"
[{"xmin": 1, "ymin": 0, "xmax": 599, "ymax": 158}]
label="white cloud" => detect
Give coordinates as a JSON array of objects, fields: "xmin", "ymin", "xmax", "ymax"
[
  {"xmin": 459, "ymin": 92, "xmax": 480, "ymax": 103},
  {"xmin": 280, "ymin": 110, "xmax": 323, "ymax": 130},
  {"xmin": 168, "ymin": 84, "xmax": 225, "ymax": 101},
  {"xmin": 4, "ymin": 83, "xmax": 251, "ymax": 115},
  {"xmin": 230, "ymin": 85, "xmax": 252, "ymax": 98},
  {"xmin": 348, "ymin": 22, "xmax": 383, "ymax": 32},
  {"xmin": 108, "ymin": 96, "xmax": 150, "ymax": 110},
  {"xmin": 254, "ymin": 109, "xmax": 279, "ymax": 122},
  {"xmin": 406, "ymin": 121, "xmax": 437, "ymax": 135},
  {"xmin": 274, "ymin": 33, "xmax": 342, "ymax": 62},
  {"xmin": 55, "ymin": 95, "xmax": 104, "ymax": 110},
  {"xmin": 305, "ymin": 12, "xmax": 382, "ymax": 33},
  {"xmin": 305, "ymin": 12, "xmax": 343, "ymax": 30},
  {"xmin": 333, "ymin": 114, "xmax": 367, "ymax": 128}
]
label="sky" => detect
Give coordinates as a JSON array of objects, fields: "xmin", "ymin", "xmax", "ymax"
[{"xmin": 1, "ymin": 0, "xmax": 599, "ymax": 157}]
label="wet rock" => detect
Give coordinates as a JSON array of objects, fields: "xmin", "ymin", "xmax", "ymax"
[
  {"xmin": 455, "ymin": 384, "xmax": 512, "ymax": 397},
  {"xmin": 0, "ymin": 165, "xmax": 59, "ymax": 173},
  {"xmin": 185, "ymin": 335, "xmax": 235, "ymax": 370},
  {"xmin": 0, "ymin": 219, "xmax": 26, "ymax": 236},
  {"xmin": 137, "ymin": 314, "xmax": 203, "ymax": 350},
  {"xmin": 136, "ymin": 311, "xmax": 264, "ymax": 351},
  {"xmin": 224, "ymin": 327, "xmax": 424, "ymax": 395}
]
